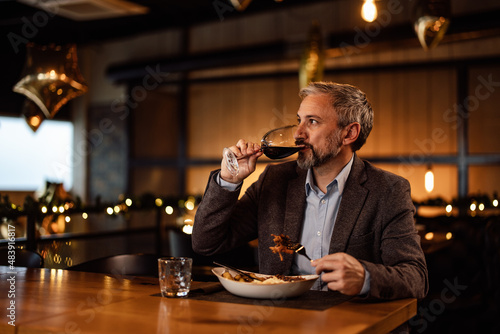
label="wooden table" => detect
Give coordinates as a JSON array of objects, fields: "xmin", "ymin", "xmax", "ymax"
[{"xmin": 0, "ymin": 266, "xmax": 416, "ymax": 334}]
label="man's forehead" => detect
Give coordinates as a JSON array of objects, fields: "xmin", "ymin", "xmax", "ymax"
[{"xmin": 297, "ymin": 94, "xmax": 336, "ymax": 118}]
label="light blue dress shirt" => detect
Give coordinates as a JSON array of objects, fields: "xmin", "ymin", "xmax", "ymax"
[
  {"xmin": 216, "ymin": 153, "xmax": 370, "ymax": 295},
  {"xmin": 291, "ymin": 154, "xmax": 369, "ymax": 293}
]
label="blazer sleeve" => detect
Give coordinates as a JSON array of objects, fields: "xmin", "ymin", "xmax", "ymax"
[
  {"xmin": 358, "ymin": 177, "xmax": 429, "ymax": 300},
  {"xmin": 191, "ymin": 170, "xmax": 260, "ymax": 256}
]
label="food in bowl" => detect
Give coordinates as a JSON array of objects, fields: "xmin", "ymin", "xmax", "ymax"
[
  {"xmin": 222, "ymin": 270, "xmax": 305, "ymax": 284},
  {"xmin": 212, "ymin": 267, "xmax": 319, "ymax": 299}
]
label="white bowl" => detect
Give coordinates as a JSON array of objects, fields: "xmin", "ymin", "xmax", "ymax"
[{"xmin": 212, "ymin": 267, "xmax": 319, "ymax": 299}]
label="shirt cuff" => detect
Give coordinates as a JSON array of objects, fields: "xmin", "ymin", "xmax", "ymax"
[
  {"xmin": 359, "ymin": 266, "xmax": 371, "ymax": 296},
  {"xmin": 216, "ymin": 172, "xmax": 242, "ymax": 192}
]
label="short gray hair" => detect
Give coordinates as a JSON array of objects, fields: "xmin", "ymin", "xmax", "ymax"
[{"xmin": 299, "ymin": 81, "xmax": 374, "ymax": 151}]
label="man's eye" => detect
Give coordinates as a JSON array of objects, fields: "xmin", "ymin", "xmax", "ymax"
[{"xmin": 309, "ymin": 119, "xmax": 318, "ymax": 125}]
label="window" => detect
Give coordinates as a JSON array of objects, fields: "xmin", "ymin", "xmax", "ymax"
[{"xmin": 0, "ymin": 116, "xmax": 73, "ymax": 191}]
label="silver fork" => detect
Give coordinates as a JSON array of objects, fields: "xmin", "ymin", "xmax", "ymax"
[{"xmin": 287, "ymin": 242, "xmax": 313, "ymax": 262}]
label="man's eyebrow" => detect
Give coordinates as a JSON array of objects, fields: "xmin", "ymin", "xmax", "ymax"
[{"xmin": 298, "ymin": 114, "xmax": 323, "ymax": 121}]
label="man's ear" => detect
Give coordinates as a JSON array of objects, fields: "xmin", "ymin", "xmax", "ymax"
[{"xmin": 343, "ymin": 123, "xmax": 360, "ymax": 146}]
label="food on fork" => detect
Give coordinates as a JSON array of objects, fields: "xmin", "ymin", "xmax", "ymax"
[{"xmin": 269, "ymin": 234, "xmax": 295, "ymax": 261}]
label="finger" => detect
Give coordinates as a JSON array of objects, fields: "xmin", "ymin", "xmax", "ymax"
[
  {"xmin": 311, "ymin": 253, "xmax": 351, "ymax": 270},
  {"xmin": 311, "ymin": 253, "xmax": 342, "ymax": 265},
  {"xmin": 326, "ymin": 282, "xmax": 347, "ymax": 294},
  {"xmin": 248, "ymin": 144, "xmax": 263, "ymax": 160},
  {"xmin": 235, "ymin": 139, "xmax": 249, "ymax": 156},
  {"xmin": 252, "ymin": 142, "xmax": 261, "ymax": 152},
  {"xmin": 224, "ymin": 144, "xmax": 244, "ymax": 161},
  {"xmin": 319, "ymin": 273, "xmax": 347, "ymax": 294},
  {"xmin": 245, "ymin": 142, "xmax": 261, "ymax": 156},
  {"xmin": 223, "ymin": 146, "xmax": 238, "ymax": 160},
  {"xmin": 239, "ymin": 142, "xmax": 262, "ymax": 160},
  {"xmin": 321, "ymin": 271, "xmax": 358, "ymax": 295},
  {"xmin": 313, "ymin": 259, "xmax": 341, "ymax": 275}
]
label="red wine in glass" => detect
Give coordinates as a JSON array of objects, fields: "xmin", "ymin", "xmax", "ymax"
[
  {"xmin": 261, "ymin": 146, "xmax": 302, "ymax": 159},
  {"xmin": 223, "ymin": 125, "xmax": 302, "ymax": 176}
]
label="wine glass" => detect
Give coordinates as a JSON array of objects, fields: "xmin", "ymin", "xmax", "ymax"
[{"xmin": 223, "ymin": 125, "xmax": 303, "ymax": 176}]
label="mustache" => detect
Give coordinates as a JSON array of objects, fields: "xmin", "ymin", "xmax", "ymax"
[{"xmin": 295, "ymin": 140, "xmax": 312, "ymax": 149}]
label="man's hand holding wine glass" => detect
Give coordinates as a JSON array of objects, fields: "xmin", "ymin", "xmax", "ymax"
[
  {"xmin": 221, "ymin": 140, "xmax": 262, "ymax": 183},
  {"xmin": 221, "ymin": 125, "xmax": 303, "ymax": 183}
]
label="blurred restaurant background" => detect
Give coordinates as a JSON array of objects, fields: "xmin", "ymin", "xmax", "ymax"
[{"xmin": 1, "ymin": 0, "xmax": 499, "ymax": 332}]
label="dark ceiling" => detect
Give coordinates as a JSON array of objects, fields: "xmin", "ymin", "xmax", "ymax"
[
  {"xmin": 2, "ymin": 0, "xmax": 500, "ymax": 65},
  {"xmin": 1, "ymin": 0, "xmax": 500, "ymax": 116},
  {"xmin": 0, "ymin": 0, "xmax": 331, "ymax": 50},
  {"xmin": 0, "ymin": 0, "xmax": 331, "ymax": 114}
]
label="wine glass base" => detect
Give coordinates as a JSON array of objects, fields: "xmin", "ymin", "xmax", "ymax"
[{"xmin": 223, "ymin": 147, "xmax": 239, "ymax": 176}]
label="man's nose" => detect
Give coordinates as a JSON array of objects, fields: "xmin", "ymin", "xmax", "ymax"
[{"xmin": 294, "ymin": 124, "xmax": 306, "ymax": 140}]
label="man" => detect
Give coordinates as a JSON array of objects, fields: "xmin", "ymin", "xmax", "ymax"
[{"xmin": 192, "ymin": 81, "xmax": 428, "ymax": 300}]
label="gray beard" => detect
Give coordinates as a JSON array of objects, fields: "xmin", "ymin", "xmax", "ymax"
[{"xmin": 296, "ymin": 131, "xmax": 343, "ymax": 170}]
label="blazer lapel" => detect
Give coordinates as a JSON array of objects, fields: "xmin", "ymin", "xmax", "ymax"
[
  {"xmin": 280, "ymin": 166, "xmax": 307, "ymax": 272},
  {"xmin": 283, "ymin": 166, "xmax": 307, "ymax": 239},
  {"xmin": 329, "ymin": 155, "xmax": 368, "ymax": 254}
]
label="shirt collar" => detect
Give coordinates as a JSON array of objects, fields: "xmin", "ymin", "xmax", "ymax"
[{"xmin": 305, "ymin": 153, "xmax": 354, "ymax": 196}]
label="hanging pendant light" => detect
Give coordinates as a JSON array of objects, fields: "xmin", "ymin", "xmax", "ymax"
[
  {"xmin": 425, "ymin": 165, "xmax": 434, "ymax": 193},
  {"xmin": 299, "ymin": 20, "xmax": 324, "ymax": 89},
  {"xmin": 412, "ymin": 0, "xmax": 451, "ymax": 50},
  {"xmin": 12, "ymin": 43, "xmax": 88, "ymax": 119},
  {"xmin": 21, "ymin": 99, "xmax": 45, "ymax": 132},
  {"xmin": 229, "ymin": 0, "xmax": 252, "ymax": 11}
]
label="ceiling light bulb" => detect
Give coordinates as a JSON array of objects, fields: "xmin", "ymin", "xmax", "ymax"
[
  {"xmin": 425, "ymin": 168, "xmax": 434, "ymax": 193},
  {"xmin": 361, "ymin": 0, "xmax": 377, "ymax": 22}
]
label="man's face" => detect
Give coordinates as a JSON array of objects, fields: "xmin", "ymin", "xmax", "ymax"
[{"xmin": 294, "ymin": 94, "xmax": 344, "ymax": 170}]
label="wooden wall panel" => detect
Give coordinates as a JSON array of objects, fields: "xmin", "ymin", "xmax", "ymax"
[
  {"xmin": 468, "ymin": 66, "xmax": 500, "ymax": 154},
  {"xmin": 188, "ymin": 78, "xmax": 300, "ymax": 159},
  {"xmin": 131, "ymin": 167, "xmax": 178, "ymax": 196},
  {"xmin": 186, "ymin": 166, "xmax": 219, "ymax": 195},
  {"xmin": 323, "ymin": 67, "xmax": 457, "ymax": 157},
  {"xmin": 189, "ymin": 0, "xmax": 365, "ymax": 54},
  {"xmin": 409, "ymin": 70, "xmax": 427, "ymax": 155},
  {"xmin": 374, "ymin": 163, "xmax": 458, "ymax": 203},
  {"xmin": 469, "ymin": 166, "xmax": 500, "ymax": 195},
  {"xmin": 187, "ymin": 164, "xmax": 271, "ymax": 197},
  {"xmin": 132, "ymin": 90, "xmax": 179, "ymax": 159},
  {"xmin": 188, "ymin": 82, "xmax": 244, "ymax": 159},
  {"xmin": 388, "ymin": 71, "xmax": 412, "ymax": 156},
  {"xmin": 428, "ymin": 68, "xmax": 457, "ymax": 154}
]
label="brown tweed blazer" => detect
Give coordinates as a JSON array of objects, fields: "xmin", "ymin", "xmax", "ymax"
[{"xmin": 192, "ymin": 154, "xmax": 428, "ymax": 300}]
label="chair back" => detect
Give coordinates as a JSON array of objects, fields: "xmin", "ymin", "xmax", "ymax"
[
  {"xmin": 0, "ymin": 248, "xmax": 43, "ymax": 268},
  {"xmin": 67, "ymin": 253, "xmax": 159, "ymax": 277}
]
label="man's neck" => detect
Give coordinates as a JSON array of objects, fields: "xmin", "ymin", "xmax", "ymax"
[{"xmin": 312, "ymin": 150, "xmax": 353, "ymax": 193}]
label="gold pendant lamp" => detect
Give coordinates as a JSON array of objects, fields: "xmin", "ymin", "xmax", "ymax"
[{"xmin": 13, "ymin": 43, "xmax": 88, "ymax": 120}]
